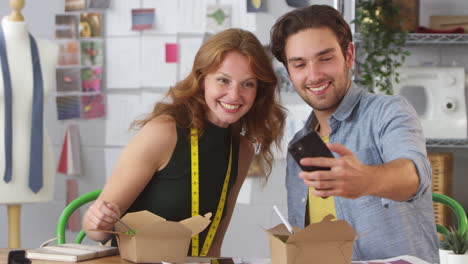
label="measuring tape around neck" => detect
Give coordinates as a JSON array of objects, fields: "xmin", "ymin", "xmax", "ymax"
[{"xmin": 190, "ymin": 127, "xmax": 232, "ymax": 256}]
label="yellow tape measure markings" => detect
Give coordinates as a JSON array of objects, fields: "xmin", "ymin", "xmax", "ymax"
[{"xmin": 190, "ymin": 128, "xmax": 232, "ymax": 256}]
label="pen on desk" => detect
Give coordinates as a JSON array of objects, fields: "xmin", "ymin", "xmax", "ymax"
[{"xmin": 273, "ymin": 205, "xmax": 294, "ymax": 234}]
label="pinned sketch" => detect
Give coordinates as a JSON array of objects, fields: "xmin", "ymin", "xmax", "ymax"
[
  {"xmin": 165, "ymin": 43, "xmax": 178, "ymax": 63},
  {"xmin": 81, "ymin": 40, "xmax": 103, "ymax": 66},
  {"xmin": 179, "ymin": 36, "xmax": 203, "ymax": 81},
  {"xmin": 105, "ymin": 94, "xmax": 141, "ymax": 146},
  {"xmin": 81, "ymin": 67, "xmax": 102, "ymax": 93},
  {"xmin": 177, "ymin": 0, "xmax": 205, "ymax": 33},
  {"xmin": 247, "ymin": 0, "xmax": 267, "ymax": 12},
  {"xmin": 55, "ymin": 15, "xmax": 78, "ymax": 39},
  {"xmin": 105, "ymin": 0, "xmax": 140, "ymax": 36},
  {"xmin": 56, "ymin": 68, "xmax": 81, "ymax": 92},
  {"xmin": 58, "ymin": 40, "xmax": 80, "ymax": 66},
  {"xmin": 56, "ymin": 96, "xmax": 81, "ymax": 120},
  {"xmin": 65, "ymin": 0, "xmax": 86, "ymax": 12},
  {"xmin": 106, "ymin": 37, "xmax": 140, "ymax": 89},
  {"xmin": 132, "ymin": 8, "xmax": 155, "ymax": 30},
  {"xmin": 81, "ymin": 94, "xmax": 106, "ymax": 119},
  {"xmin": 230, "ymin": 0, "xmax": 256, "ymax": 32},
  {"xmin": 80, "ymin": 13, "xmax": 103, "ymax": 38},
  {"xmin": 88, "ymin": 0, "xmax": 111, "ymax": 9},
  {"xmin": 140, "ymin": 35, "xmax": 177, "ymax": 87},
  {"xmin": 139, "ymin": 92, "xmax": 164, "ymax": 116},
  {"xmin": 206, "ymin": 5, "xmax": 231, "ymax": 33}
]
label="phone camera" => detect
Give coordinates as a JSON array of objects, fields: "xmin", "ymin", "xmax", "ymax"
[{"xmin": 296, "ymin": 144, "xmax": 304, "ymax": 154}]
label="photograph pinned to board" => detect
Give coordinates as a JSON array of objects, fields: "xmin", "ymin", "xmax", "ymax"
[
  {"xmin": 65, "ymin": 0, "xmax": 86, "ymax": 12},
  {"xmin": 81, "ymin": 40, "xmax": 103, "ymax": 66},
  {"xmin": 80, "ymin": 13, "xmax": 103, "ymax": 38},
  {"xmin": 55, "ymin": 15, "xmax": 78, "ymax": 39},
  {"xmin": 81, "ymin": 67, "xmax": 102, "ymax": 93},
  {"xmin": 247, "ymin": 0, "xmax": 267, "ymax": 12},
  {"xmin": 56, "ymin": 96, "xmax": 81, "ymax": 120},
  {"xmin": 57, "ymin": 40, "xmax": 80, "ymax": 66},
  {"xmin": 57, "ymin": 124, "xmax": 82, "ymax": 177},
  {"xmin": 131, "ymin": 8, "xmax": 155, "ymax": 30},
  {"xmin": 165, "ymin": 43, "xmax": 178, "ymax": 63},
  {"xmin": 56, "ymin": 68, "xmax": 81, "ymax": 92},
  {"xmin": 87, "ymin": 0, "xmax": 111, "ymax": 9},
  {"xmin": 206, "ymin": 5, "xmax": 231, "ymax": 33},
  {"xmin": 81, "ymin": 94, "xmax": 106, "ymax": 119}
]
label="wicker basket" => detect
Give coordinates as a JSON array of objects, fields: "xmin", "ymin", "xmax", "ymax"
[{"xmin": 428, "ymin": 152, "xmax": 453, "ymax": 230}]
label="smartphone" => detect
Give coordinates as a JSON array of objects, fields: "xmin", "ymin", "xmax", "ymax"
[{"xmin": 288, "ymin": 130, "xmax": 334, "ymax": 172}]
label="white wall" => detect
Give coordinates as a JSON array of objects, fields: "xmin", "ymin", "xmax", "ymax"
[{"xmin": 0, "ymin": 0, "xmax": 467, "ymax": 258}]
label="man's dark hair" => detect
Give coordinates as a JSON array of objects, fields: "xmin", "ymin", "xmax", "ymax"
[{"xmin": 270, "ymin": 5, "xmax": 353, "ymax": 66}]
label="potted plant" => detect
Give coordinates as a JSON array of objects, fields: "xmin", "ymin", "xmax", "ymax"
[
  {"xmin": 445, "ymin": 227, "xmax": 468, "ymax": 264},
  {"xmin": 353, "ymin": 0, "xmax": 410, "ymax": 95},
  {"xmin": 440, "ymin": 233, "xmax": 453, "ymax": 264}
]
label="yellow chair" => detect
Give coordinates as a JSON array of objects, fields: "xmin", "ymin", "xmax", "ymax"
[
  {"xmin": 56, "ymin": 189, "xmax": 102, "ymax": 244},
  {"xmin": 432, "ymin": 192, "xmax": 467, "ymax": 236}
]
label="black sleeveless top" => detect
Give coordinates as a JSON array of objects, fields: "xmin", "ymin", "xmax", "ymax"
[{"xmin": 124, "ymin": 122, "xmax": 240, "ymax": 247}]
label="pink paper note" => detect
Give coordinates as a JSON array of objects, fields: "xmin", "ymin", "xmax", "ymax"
[{"xmin": 165, "ymin": 43, "xmax": 178, "ymax": 63}]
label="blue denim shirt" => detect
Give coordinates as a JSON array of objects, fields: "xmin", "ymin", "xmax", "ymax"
[{"xmin": 286, "ymin": 83, "xmax": 439, "ymax": 263}]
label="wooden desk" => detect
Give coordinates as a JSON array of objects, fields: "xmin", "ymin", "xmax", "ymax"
[
  {"xmin": 0, "ymin": 249, "xmax": 125, "ymax": 264},
  {"xmin": 0, "ymin": 249, "xmax": 238, "ymax": 264}
]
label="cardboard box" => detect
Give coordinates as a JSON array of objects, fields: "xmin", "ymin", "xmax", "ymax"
[
  {"xmin": 430, "ymin": 16, "xmax": 468, "ymax": 32},
  {"xmin": 99, "ymin": 210, "xmax": 211, "ymax": 263},
  {"xmin": 266, "ymin": 215, "xmax": 356, "ymax": 264}
]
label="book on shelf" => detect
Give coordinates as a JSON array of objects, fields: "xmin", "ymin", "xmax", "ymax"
[{"xmin": 26, "ymin": 243, "xmax": 118, "ymax": 262}]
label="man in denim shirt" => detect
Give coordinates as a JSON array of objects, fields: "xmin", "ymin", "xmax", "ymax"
[{"xmin": 270, "ymin": 5, "xmax": 438, "ymax": 263}]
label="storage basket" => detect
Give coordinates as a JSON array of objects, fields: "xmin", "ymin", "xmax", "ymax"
[{"xmin": 428, "ymin": 152, "xmax": 453, "ymax": 230}]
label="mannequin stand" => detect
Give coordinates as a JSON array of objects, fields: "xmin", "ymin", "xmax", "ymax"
[{"xmin": 7, "ymin": 204, "xmax": 21, "ymax": 248}]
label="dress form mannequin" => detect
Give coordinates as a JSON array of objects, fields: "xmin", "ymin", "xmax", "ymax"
[{"xmin": 0, "ymin": 0, "xmax": 58, "ymax": 248}]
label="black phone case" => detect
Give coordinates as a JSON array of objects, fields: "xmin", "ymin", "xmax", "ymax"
[{"xmin": 288, "ymin": 130, "xmax": 334, "ymax": 172}]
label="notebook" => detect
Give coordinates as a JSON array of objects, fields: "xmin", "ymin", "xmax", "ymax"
[{"xmin": 26, "ymin": 243, "xmax": 118, "ymax": 262}]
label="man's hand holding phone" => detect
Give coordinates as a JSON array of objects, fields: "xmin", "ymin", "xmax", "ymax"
[{"xmin": 288, "ymin": 131, "xmax": 372, "ymax": 199}]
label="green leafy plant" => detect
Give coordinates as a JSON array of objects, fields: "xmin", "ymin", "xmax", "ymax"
[
  {"xmin": 444, "ymin": 227, "xmax": 468, "ymax": 254},
  {"xmin": 440, "ymin": 235, "xmax": 451, "ymax": 250},
  {"xmin": 353, "ymin": 0, "xmax": 410, "ymax": 95}
]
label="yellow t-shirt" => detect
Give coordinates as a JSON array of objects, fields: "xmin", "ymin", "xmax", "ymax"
[{"xmin": 307, "ymin": 134, "xmax": 336, "ymax": 224}]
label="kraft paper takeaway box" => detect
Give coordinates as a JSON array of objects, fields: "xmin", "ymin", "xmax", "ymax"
[
  {"xmin": 99, "ymin": 210, "xmax": 212, "ymax": 263},
  {"xmin": 266, "ymin": 216, "xmax": 356, "ymax": 264}
]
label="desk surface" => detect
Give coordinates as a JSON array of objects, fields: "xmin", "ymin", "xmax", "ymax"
[
  {"xmin": 0, "ymin": 249, "xmax": 250, "ymax": 264},
  {"xmin": 0, "ymin": 249, "xmax": 124, "ymax": 264}
]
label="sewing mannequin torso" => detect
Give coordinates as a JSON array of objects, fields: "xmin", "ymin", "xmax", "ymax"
[{"xmin": 0, "ymin": 16, "xmax": 58, "ymax": 203}]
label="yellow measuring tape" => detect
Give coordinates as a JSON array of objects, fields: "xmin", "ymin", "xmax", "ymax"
[{"xmin": 190, "ymin": 128, "xmax": 232, "ymax": 256}]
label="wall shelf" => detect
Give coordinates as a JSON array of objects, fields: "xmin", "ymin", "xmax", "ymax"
[
  {"xmin": 354, "ymin": 33, "xmax": 468, "ymax": 45},
  {"xmin": 426, "ymin": 138, "xmax": 468, "ymax": 148}
]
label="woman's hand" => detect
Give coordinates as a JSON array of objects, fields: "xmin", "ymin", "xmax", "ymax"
[{"xmin": 83, "ymin": 200, "xmax": 121, "ymax": 231}]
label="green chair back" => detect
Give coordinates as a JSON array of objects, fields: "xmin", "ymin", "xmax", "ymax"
[
  {"xmin": 56, "ymin": 189, "xmax": 102, "ymax": 244},
  {"xmin": 432, "ymin": 192, "xmax": 467, "ymax": 236}
]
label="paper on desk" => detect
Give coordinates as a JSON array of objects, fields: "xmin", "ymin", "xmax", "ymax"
[{"xmin": 351, "ymin": 255, "xmax": 430, "ymax": 264}]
